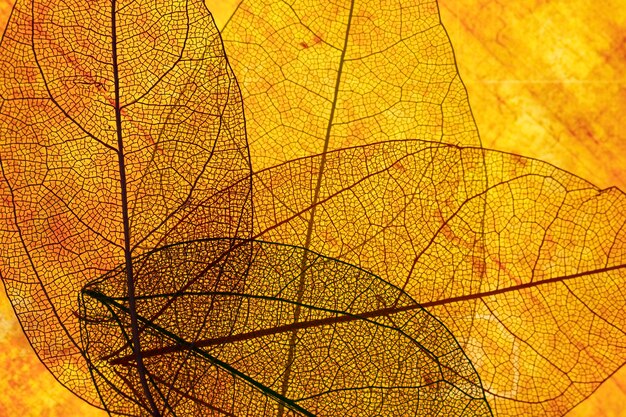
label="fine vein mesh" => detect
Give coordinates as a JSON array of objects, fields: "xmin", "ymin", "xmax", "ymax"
[
  {"xmin": 248, "ymin": 117, "xmax": 626, "ymax": 416},
  {"xmin": 0, "ymin": 0, "xmax": 251, "ymax": 406},
  {"xmin": 0, "ymin": 0, "xmax": 624, "ymax": 415},
  {"xmin": 222, "ymin": 0, "xmax": 626, "ymax": 415},
  {"xmin": 79, "ymin": 239, "xmax": 492, "ymax": 416},
  {"xmin": 223, "ymin": 0, "xmax": 481, "ymax": 171}
]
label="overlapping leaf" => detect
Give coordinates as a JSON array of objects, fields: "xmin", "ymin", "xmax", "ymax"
[
  {"xmin": 0, "ymin": 0, "xmax": 493, "ymax": 415},
  {"xmin": 0, "ymin": 0, "xmax": 251, "ymax": 406},
  {"xmin": 79, "ymin": 239, "xmax": 491, "ymax": 416},
  {"xmin": 248, "ymin": 139, "xmax": 626, "ymax": 416},
  {"xmin": 1, "ymin": 0, "xmax": 624, "ymax": 415},
  {"xmin": 221, "ymin": 0, "xmax": 626, "ymax": 415}
]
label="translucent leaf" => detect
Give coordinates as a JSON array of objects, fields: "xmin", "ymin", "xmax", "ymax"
[
  {"xmin": 1, "ymin": 0, "xmax": 624, "ymax": 415},
  {"xmin": 250, "ymin": 139, "xmax": 626, "ymax": 416},
  {"xmin": 79, "ymin": 239, "xmax": 492, "ymax": 416},
  {"xmin": 219, "ymin": 0, "xmax": 626, "ymax": 414},
  {"xmin": 0, "ymin": 0, "xmax": 251, "ymax": 406},
  {"xmin": 222, "ymin": 0, "xmax": 481, "ymax": 170}
]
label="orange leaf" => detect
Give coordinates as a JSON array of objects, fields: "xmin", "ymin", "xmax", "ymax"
[
  {"xmin": 0, "ymin": 0, "xmax": 492, "ymax": 414},
  {"xmin": 0, "ymin": 0, "xmax": 251, "ymax": 410},
  {"xmin": 1, "ymin": 0, "xmax": 625, "ymax": 415}
]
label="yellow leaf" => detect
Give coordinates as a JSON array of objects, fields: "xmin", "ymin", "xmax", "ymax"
[
  {"xmin": 222, "ymin": 0, "xmax": 480, "ymax": 170},
  {"xmin": 223, "ymin": 0, "xmax": 626, "ymax": 416},
  {"xmin": 0, "ymin": 0, "xmax": 624, "ymax": 415}
]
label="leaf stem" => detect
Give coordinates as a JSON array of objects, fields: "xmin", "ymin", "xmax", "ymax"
[
  {"xmin": 278, "ymin": 0, "xmax": 356, "ymax": 414},
  {"xmin": 111, "ymin": 0, "xmax": 160, "ymax": 414}
]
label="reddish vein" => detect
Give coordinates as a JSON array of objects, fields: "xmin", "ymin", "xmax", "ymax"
[
  {"xmin": 110, "ymin": 303, "xmax": 415, "ymax": 366},
  {"xmin": 109, "ymin": 262, "xmax": 626, "ymax": 367}
]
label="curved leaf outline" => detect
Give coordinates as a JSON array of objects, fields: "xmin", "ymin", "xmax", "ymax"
[
  {"xmin": 79, "ymin": 238, "xmax": 493, "ymax": 416},
  {"xmin": 0, "ymin": 0, "xmax": 621, "ymax": 412},
  {"xmin": 222, "ymin": 0, "xmax": 626, "ymax": 415},
  {"xmin": 0, "ymin": 0, "xmax": 252, "ymax": 409}
]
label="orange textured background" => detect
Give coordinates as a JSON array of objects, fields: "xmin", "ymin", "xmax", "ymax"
[
  {"xmin": 0, "ymin": 0, "xmax": 624, "ymax": 415},
  {"xmin": 438, "ymin": 1, "xmax": 626, "ymax": 416}
]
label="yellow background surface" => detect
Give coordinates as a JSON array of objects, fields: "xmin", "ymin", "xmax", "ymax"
[
  {"xmin": 438, "ymin": 3, "xmax": 626, "ymax": 416},
  {"xmin": 0, "ymin": 0, "xmax": 624, "ymax": 415}
]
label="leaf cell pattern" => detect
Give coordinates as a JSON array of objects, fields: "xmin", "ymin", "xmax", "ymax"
[
  {"xmin": 80, "ymin": 239, "xmax": 491, "ymax": 416},
  {"xmin": 250, "ymin": 139, "xmax": 626, "ymax": 416},
  {"xmin": 223, "ymin": 0, "xmax": 480, "ymax": 171},
  {"xmin": 0, "ymin": 0, "xmax": 624, "ymax": 416},
  {"xmin": 0, "ymin": 0, "xmax": 251, "ymax": 407},
  {"xmin": 223, "ymin": 0, "xmax": 626, "ymax": 415}
]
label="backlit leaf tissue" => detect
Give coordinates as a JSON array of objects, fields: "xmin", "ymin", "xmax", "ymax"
[{"xmin": 0, "ymin": 0, "xmax": 624, "ymax": 415}]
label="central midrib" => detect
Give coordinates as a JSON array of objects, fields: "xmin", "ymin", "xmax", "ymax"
[
  {"xmin": 110, "ymin": 0, "xmax": 160, "ymax": 415},
  {"xmin": 277, "ymin": 0, "xmax": 357, "ymax": 414}
]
